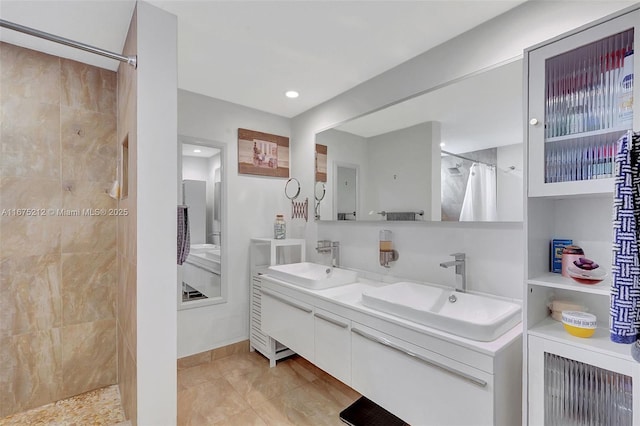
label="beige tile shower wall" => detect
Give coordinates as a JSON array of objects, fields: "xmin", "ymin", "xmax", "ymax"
[
  {"xmin": 0, "ymin": 42, "xmax": 117, "ymax": 417},
  {"xmin": 117, "ymin": 7, "xmax": 138, "ymax": 425}
]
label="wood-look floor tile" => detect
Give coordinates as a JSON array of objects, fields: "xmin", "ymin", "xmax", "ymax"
[
  {"xmin": 177, "ymin": 378, "xmax": 250, "ymax": 426},
  {"xmin": 211, "ymin": 408, "xmax": 267, "ymax": 426},
  {"xmin": 177, "ymin": 361, "xmax": 222, "ymax": 390},
  {"xmin": 175, "ymin": 347, "xmax": 361, "ymax": 426},
  {"xmin": 252, "ymin": 380, "xmax": 348, "ymax": 426},
  {"xmin": 211, "ymin": 351, "xmax": 267, "ymax": 377},
  {"xmin": 225, "ymin": 360, "xmax": 314, "ymax": 409},
  {"xmin": 286, "ymin": 355, "xmax": 323, "ymax": 382}
]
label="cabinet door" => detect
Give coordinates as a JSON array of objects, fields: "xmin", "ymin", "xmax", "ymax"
[
  {"xmin": 314, "ymin": 308, "xmax": 351, "ymax": 385},
  {"xmin": 261, "ymin": 288, "xmax": 314, "ymax": 361},
  {"xmin": 528, "ymin": 10, "xmax": 639, "ymax": 197},
  {"xmin": 528, "ymin": 335, "xmax": 639, "ymax": 426},
  {"xmin": 350, "ymin": 323, "xmax": 493, "ymax": 426},
  {"xmin": 182, "ymin": 262, "xmax": 221, "ymax": 298}
]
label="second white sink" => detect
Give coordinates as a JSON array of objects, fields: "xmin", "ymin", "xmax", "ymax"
[
  {"xmin": 267, "ymin": 262, "xmax": 358, "ymax": 290},
  {"xmin": 362, "ymin": 282, "xmax": 521, "ymax": 341}
]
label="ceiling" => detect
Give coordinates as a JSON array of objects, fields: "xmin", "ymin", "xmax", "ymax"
[
  {"xmin": 0, "ymin": 1, "xmax": 526, "ymax": 118},
  {"xmin": 182, "ymin": 143, "xmax": 220, "ymax": 158}
]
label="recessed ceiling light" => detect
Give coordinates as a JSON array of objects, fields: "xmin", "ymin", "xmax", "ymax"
[
  {"xmin": 194, "ymin": 149, "xmax": 202, "ymax": 153},
  {"xmin": 440, "ymin": 142, "xmax": 446, "ymax": 147},
  {"xmin": 285, "ymin": 90, "xmax": 299, "ymax": 99}
]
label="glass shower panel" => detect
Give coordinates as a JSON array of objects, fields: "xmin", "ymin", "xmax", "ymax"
[
  {"xmin": 544, "ymin": 28, "xmax": 634, "ymax": 183},
  {"xmin": 544, "ymin": 352, "xmax": 633, "ymax": 426}
]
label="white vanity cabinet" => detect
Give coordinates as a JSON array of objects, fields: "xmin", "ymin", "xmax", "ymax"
[
  {"xmin": 314, "ymin": 308, "xmax": 351, "ymax": 385},
  {"xmin": 260, "ymin": 276, "xmax": 522, "ymax": 425},
  {"xmin": 351, "ymin": 322, "xmax": 494, "ymax": 426},
  {"xmin": 261, "ymin": 288, "xmax": 315, "ymax": 362}
]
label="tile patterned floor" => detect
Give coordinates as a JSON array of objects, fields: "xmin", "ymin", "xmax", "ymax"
[
  {"xmin": 1, "ymin": 346, "xmax": 360, "ymax": 425},
  {"xmin": 178, "ymin": 351, "xmax": 361, "ymax": 426},
  {"xmin": 0, "ymin": 385, "xmax": 128, "ymax": 426}
]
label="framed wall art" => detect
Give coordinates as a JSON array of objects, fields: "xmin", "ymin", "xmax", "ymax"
[{"xmin": 238, "ymin": 128, "xmax": 289, "ymax": 178}]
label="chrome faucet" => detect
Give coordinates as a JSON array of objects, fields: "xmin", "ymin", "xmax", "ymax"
[
  {"xmin": 316, "ymin": 240, "xmax": 340, "ymax": 267},
  {"xmin": 439, "ymin": 253, "xmax": 466, "ymax": 292}
]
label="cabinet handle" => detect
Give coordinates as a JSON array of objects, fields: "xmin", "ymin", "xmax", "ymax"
[
  {"xmin": 529, "ymin": 118, "xmax": 539, "ymax": 126},
  {"xmin": 351, "ymin": 328, "xmax": 487, "ymax": 388},
  {"xmin": 314, "ymin": 312, "xmax": 349, "ymax": 328},
  {"xmin": 261, "ymin": 289, "xmax": 312, "ymax": 313}
]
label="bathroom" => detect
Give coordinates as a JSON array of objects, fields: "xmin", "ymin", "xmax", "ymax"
[{"xmin": 1, "ymin": 1, "xmax": 638, "ymax": 425}]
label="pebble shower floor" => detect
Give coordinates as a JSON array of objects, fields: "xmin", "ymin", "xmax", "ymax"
[{"xmin": 0, "ymin": 385, "xmax": 128, "ymax": 426}]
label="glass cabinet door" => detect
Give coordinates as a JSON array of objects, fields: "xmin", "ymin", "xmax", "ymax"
[{"xmin": 528, "ymin": 10, "xmax": 639, "ymax": 197}]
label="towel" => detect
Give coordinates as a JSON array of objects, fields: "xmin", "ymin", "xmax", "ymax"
[
  {"xmin": 177, "ymin": 205, "xmax": 190, "ymax": 265},
  {"xmin": 386, "ymin": 212, "xmax": 417, "ymax": 221},
  {"xmin": 610, "ymin": 131, "xmax": 640, "ymax": 345}
]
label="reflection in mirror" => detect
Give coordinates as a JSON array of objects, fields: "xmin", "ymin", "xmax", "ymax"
[
  {"xmin": 314, "ymin": 181, "xmax": 326, "ymax": 220},
  {"xmin": 178, "ymin": 140, "xmax": 225, "ymax": 309},
  {"xmin": 334, "ymin": 163, "xmax": 357, "ymax": 221},
  {"xmin": 315, "ymin": 59, "xmax": 524, "ymax": 222}
]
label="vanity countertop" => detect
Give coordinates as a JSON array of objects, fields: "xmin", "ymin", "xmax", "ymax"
[{"xmin": 260, "ymin": 273, "xmax": 522, "ymax": 357}]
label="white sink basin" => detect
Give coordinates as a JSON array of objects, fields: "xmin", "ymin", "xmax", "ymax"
[
  {"xmin": 362, "ymin": 282, "xmax": 521, "ymax": 341},
  {"xmin": 266, "ymin": 262, "xmax": 358, "ymax": 290}
]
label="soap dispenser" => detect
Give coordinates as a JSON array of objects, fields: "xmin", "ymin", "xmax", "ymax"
[{"xmin": 379, "ymin": 229, "xmax": 399, "ymax": 268}]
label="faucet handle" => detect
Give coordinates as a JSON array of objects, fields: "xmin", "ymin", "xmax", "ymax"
[{"xmin": 449, "ymin": 253, "xmax": 465, "ymax": 260}]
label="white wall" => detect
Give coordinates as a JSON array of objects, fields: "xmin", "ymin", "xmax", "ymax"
[
  {"xmin": 182, "ymin": 156, "xmax": 209, "ymax": 181},
  {"xmin": 291, "ymin": 1, "xmax": 633, "ymax": 299},
  {"xmin": 135, "ymin": 1, "xmax": 177, "ymax": 424},
  {"xmin": 317, "ymin": 221, "xmax": 524, "ymax": 300},
  {"xmin": 365, "ymin": 122, "xmax": 437, "ymax": 219},
  {"xmin": 207, "ymin": 153, "xmax": 221, "ymax": 243},
  {"xmin": 336, "ymin": 166, "xmax": 357, "ymax": 217},
  {"xmin": 183, "ymin": 180, "xmax": 206, "ymax": 244},
  {"xmin": 177, "ymin": 90, "xmax": 291, "ymax": 357}
]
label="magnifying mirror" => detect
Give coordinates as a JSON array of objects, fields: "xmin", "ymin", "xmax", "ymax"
[
  {"xmin": 285, "ymin": 177, "xmax": 301, "ymax": 200},
  {"xmin": 315, "ymin": 181, "xmax": 326, "ymax": 202}
]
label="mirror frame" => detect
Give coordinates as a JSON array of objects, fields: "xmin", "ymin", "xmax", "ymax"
[{"xmin": 177, "ymin": 134, "xmax": 228, "ymax": 310}]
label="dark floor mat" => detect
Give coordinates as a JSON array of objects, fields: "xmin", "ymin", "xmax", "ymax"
[{"xmin": 339, "ymin": 396, "xmax": 409, "ymax": 426}]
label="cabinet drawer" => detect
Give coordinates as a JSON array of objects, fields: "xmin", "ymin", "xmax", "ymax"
[
  {"xmin": 351, "ymin": 323, "xmax": 493, "ymax": 426},
  {"xmin": 314, "ymin": 308, "xmax": 351, "ymax": 385},
  {"xmin": 261, "ymin": 288, "xmax": 314, "ymax": 361}
]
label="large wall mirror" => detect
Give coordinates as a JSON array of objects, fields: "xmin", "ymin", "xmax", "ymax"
[
  {"xmin": 177, "ymin": 135, "xmax": 227, "ymax": 309},
  {"xmin": 315, "ymin": 59, "xmax": 524, "ymax": 222}
]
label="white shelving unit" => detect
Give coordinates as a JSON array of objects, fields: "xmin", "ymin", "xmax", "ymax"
[
  {"xmin": 524, "ymin": 6, "xmax": 640, "ymax": 425},
  {"xmin": 527, "ymin": 273, "xmax": 610, "ymax": 296},
  {"xmin": 249, "ymin": 238, "xmax": 305, "ymax": 367}
]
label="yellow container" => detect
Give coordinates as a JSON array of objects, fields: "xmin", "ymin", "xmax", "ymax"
[{"xmin": 561, "ymin": 311, "xmax": 596, "ymax": 338}]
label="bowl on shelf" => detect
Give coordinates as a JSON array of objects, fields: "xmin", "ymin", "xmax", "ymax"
[
  {"xmin": 561, "ymin": 311, "xmax": 597, "ymax": 338},
  {"xmin": 567, "ymin": 264, "xmax": 607, "ymax": 284}
]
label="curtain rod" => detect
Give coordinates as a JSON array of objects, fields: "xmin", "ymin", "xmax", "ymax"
[
  {"xmin": 0, "ymin": 19, "xmax": 137, "ymax": 68},
  {"xmin": 441, "ymin": 150, "xmax": 496, "ymax": 168}
]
